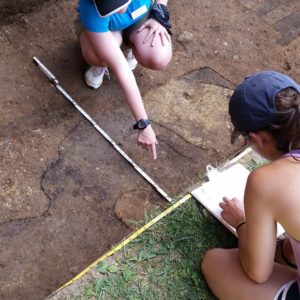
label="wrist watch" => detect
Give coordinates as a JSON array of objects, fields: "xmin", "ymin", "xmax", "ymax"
[{"xmin": 133, "ymin": 119, "xmax": 151, "ymax": 130}]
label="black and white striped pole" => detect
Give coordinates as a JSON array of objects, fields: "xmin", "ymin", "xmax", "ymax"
[{"xmin": 33, "ymin": 56, "xmax": 173, "ymax": 203}]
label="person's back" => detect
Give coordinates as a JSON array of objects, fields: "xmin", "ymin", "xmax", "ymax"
[
  {"xmin": 258, "ymin": 151, "xmax": 300, "ymax": 287},
  {"xmin": 201, "ymin": 71, "xmax": 300, "ymax": 300},
  {"xmin": 268, "ymin": 154, "xmax": 300, "ymax": 241}
]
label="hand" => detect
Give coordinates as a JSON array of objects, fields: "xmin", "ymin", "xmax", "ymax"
[
  {"xmin": 219, "ymin": 197, "xmax": 245, "ymax": 228},
  {"xmin": 137, "ymin": 18, "xmax": 170, "ymax": 47},
  {"xmin": 137, "ymin": 125, "xmax": 158, "ymax": 160}
]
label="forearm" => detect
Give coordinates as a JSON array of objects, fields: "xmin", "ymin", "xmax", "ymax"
[
  {"xmin": 237, "ymin": 223, "xmax": 252, "ymax": 277},
  {"xmin": 113, "ymin": 63, "xmax": 148, "ymax": 121},
  {"xmin": 112, "ymin": 56, "xmax": 157, "ymax": 159},
  {"xmin": 237, "ymin": 222, "xmax": 247, "ymax": 252},
  {"xmin": 104, "ymin": 37, "xmax": 148, "ymax": 121},
  {"xmin": 90, "ymin": 32, "xmax": 148, "ymax": 121}
]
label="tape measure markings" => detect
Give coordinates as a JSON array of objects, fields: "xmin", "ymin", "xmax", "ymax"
[{"xmin": 54, "ymin": 194, "xmax": 192, "ymax": 294}]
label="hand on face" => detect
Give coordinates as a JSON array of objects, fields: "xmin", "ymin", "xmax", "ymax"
[{"xmin": 219, "ymin": 197, "xmax": 245, "ymax": 228}]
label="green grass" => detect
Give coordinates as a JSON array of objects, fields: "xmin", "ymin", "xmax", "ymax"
[
  {"xmin": 52, "ymin": 149, "xmax": 267, "ymax": 300},
  {"xmin": 49, "ymin": 149, "xmax": 265, "ymax": 300},
  {"xmin": 238, "ymin": 149, "xmax": 268, "ymax": 172},
  {"xmin": 72, "ymin": 199, "xmax": 237, "ymax": 300}
]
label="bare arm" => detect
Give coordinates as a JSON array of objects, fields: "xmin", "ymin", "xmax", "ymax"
[
  {"xmin": 239, "ymin": 170, "xmax": 277, "ymax": 282},
  {"xmin": 220, "ymin": 168, "xmax": 277, "ymax": 283},
  {"xmin": 85, "ymin": 31, "xmax": 157, "ymax": 159}
]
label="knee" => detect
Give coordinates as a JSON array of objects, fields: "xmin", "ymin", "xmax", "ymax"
[
  {"xmin": 79, "ymin": 31, "xmax": 105, "ymax": 66},
  {"xmin": 148, "ymin": 55, "xmax": 171, "ymax": 70},
  {"xmin": 201, "ymin": 248, "xmax": 222, "ymax": 278},
  {"xmin": 136, "ymin": 48, "xmax": 172, "ymax": 70},
  {"xmin": 145, "ymin": 54, "xmax": 171, "ymax": 70}
]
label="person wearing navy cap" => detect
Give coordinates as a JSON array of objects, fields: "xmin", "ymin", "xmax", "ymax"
[
  {"xmin": 77, "ymin": 0, "xmax": 173, "ymax": 160},
  {"xmin": 201, "ymin": 71, "xmax": 300, "ymax": 300}
]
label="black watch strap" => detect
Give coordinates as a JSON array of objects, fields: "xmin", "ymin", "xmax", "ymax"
[{"xmin": 133, "ymin": 119, "xmax": 151, "ymax": 130}]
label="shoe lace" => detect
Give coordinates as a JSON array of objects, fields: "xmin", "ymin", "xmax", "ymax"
[
  {"xmin": 93, "ymin": 67, "xmax": 110, "ymax": 80},
  {"xmin": 103, "ymin": 68, "xmax": 110, "ymax": 80},
  {"xmin": 126, "ymin": 49, "xmax": 135, "ymax": 61}
]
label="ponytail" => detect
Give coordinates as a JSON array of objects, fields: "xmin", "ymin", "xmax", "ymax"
[{"xmin": 268, "ymin": 88, "xmax": 300, "ymax": 152}]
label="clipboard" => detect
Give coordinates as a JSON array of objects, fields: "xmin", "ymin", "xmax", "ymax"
[{"xmin": 191, "ymin": 162, "xmax": 285, "ymax": 237}]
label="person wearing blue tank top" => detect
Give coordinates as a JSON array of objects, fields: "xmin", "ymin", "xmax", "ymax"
[
  {"xmin": 201, "ymin": 71, "xmax": 300, "ymax": 300},
  {"xmin": 77, "ymin": 0, "xmax": 172, "ymax": 160}
]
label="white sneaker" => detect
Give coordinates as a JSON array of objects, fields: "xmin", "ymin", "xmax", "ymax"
[
  {"xmin": 126, "ymin": 49, "xmax": 138, "ymax": 71},
  {"xmin": 85, "ymin": 66, "xmax": 110, "ymax": 90}
]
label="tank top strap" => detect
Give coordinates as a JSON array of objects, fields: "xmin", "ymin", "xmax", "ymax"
[{"xmin": 282, "ymin": 149, "xmax": 300, "ymax": 158}]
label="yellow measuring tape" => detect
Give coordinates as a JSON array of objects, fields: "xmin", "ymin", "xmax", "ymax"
[{"xmin": 54, "ymin": 194, "xmax": 192, "ymax": 294}]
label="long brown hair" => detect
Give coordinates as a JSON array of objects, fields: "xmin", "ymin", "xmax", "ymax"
[{"xmin": 267, "ymin": 87, "xmax": 300, "ymax": 152}]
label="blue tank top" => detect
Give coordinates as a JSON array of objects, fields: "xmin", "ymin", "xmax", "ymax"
[{"xmin": 78, "ymin": 0, "xmax": 151, "ymax": 32}]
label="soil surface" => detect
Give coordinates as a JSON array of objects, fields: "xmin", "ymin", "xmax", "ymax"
[{"xmin": 0, "ymin": 1, "xmax": 299, "ymax": 299}]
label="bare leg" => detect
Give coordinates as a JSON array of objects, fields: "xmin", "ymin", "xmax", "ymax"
[
  {"xmin": 128, "ymin": 27, "xmax": 172, "ymax": 70},
  {"xmin": 79, "ymin": 30, "xmax": 123, "ymax": 67},
  {"xmin": 201, "ymin": 248, "xmax": 297, "ymax": 300}
]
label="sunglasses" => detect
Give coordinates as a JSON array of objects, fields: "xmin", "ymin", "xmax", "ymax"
[{"xmin": 94, "ymin": 0, "xmax": 132, "ymax": 18}]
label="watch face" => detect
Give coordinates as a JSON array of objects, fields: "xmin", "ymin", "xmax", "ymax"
[
  {"xmin": 138, "ymin": 120, "xmax": 146, "ymax": 128},
  {"xmin": 139, "ymin": 119, "xmax": 151, "ymax": 129},
  {"xmin": 133, "ymin": 119, "xmax": 150, "ymax": 130}
]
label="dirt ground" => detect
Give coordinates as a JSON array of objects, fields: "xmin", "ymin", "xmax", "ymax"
[{"xmin": 0, "ymin": 0, "xmax": 299, "ymax": 299}]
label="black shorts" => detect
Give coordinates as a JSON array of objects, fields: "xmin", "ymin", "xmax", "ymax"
[{"xmin": 275, "ymin": 280, "xmax": 300, "ymax": 300}]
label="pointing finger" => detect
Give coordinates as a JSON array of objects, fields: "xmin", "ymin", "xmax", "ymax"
[{"xmin": 151, "ymin": 143, "xmax": 157, "ymax": 160}]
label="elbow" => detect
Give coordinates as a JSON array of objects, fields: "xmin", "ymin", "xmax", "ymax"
[
  {"xmin": 248, "ymin": 272, "xmax": 268, "ymax": 284},
  {"xmin": 239, "ymin": 251, "xmax": 271, "ymax": 284},
  {"xmin": 244, "ymin": 266, "xmax": 270, "ymax": 284}
]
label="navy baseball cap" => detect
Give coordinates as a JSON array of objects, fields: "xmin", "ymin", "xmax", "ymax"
[
  {"xmin": 93, "ymin": 0, "xmax": 132, "ymax": 17},
  {"xmin": 229, "ymin": 71, "xmax": 300, "ymax": 143}
]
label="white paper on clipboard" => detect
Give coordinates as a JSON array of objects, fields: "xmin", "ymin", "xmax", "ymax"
[{"xmin": 191, "ymin": 163, "xmax": 285, "ymax": 237}]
